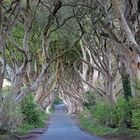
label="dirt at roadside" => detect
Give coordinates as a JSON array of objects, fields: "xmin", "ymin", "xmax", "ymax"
[
  {"xmin": 21, "ymin": 128, "xmax": 46, "ymax": 140},
  {"xmin": 10, "ymin": 120, "xmax": 49, "ymax": 140}
]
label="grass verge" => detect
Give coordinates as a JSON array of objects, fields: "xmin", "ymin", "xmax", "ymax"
[
  {"xmin": 0, "ymin": 135, "xmax": 10, "ymax": 140},
  {"xmin": 0, "ymin": 111, "xmax": 48, "ymax": 140},
  {"xmin": 78, "ymin": 113, "xmax": 140, "ymax": 139},
  {"xmin": 16, "ymin": 112, "xmax": 47, "ymax": 135}
]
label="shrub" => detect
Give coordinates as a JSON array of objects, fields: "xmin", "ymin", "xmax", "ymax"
[
  {"xmin": 131, "ymin": 96, "xmax": 140, "ymax": 130},
  {"xmin": 132, "ymin": 109, "xmax": 140, "ymax": 130},
  {"xmin": 121, "ymin": 74, "xmax": 132, "ymax": 100},
  {"xmin": 21, "ymin": 94, "xmax": 46, "ymax": 125},
  {"xmin": 0, "ymin": 94, "xmax": 23, "ymax": 134},
  {"xmin": 93, "ymin": 98, "xmax": 133, "ymax": 128},
  {"xmin": 93, "ymin": 101, "xmax": 118, "ymax": 128},
  {"xmin": 116, "ymin": 97, "xmax": 133, "ymax": 128},
  {"xmin": 54, "ymin": 96, "xmax": 62, "ymax": 104},
  {"xmin": 83, "ymin": 89, "xmax": 140, "ymax": 130},
  {"xmin": 83, "ymin": 90, "xmax": 96, "ymax": 111}
]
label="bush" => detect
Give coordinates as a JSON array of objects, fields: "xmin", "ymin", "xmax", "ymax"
[
  {"xmin": 54, "ymin": 96, "xmax": 62, "ymax": 104},
  {"xmin": 78, "ymin": 109, "xmax": 118, "ymax": 136},
  {"xmin": 21, "ymin": 94, "xmax": 46, "ymax": 125},
  {"xmin": 132, "ymin": 109, "xmax": 140, "ymax": 130},
  {"xmin": 93, "ymin": 101, "xmax": 117, "ymax": 128},
  {"xmin": 92, "ymin": 97, "xmax": 134, "ymax": 128},
  {"xmin": 0, "ymin": 94, "xmax": 23, "ymax": 134},
  {"xmin": 83, "ymin": 90, "xmax": 96, "ymax": 111},
  {"xmin": 116, "ymin": 97, "xmax": 133, "ymax": 128},
  {"xmin": 131, "ymin": 96, "xmax": 140, "ymax": 131}
]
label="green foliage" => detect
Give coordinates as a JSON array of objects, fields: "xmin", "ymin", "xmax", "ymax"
[
  {"xmin": 21, "ymin": 95, "xmax": 46, "ymax": 125},
  {"xmin": 79, "ymin": 109, "xmax": 140, "ymax": 137},
  {"xmin": 15, "ymin": 94, "xmax": 47, "ymax": 135},
  {"xmin": 16, "ymin": 120, "xmax": 46, "ymax": 135},
  {"xmin": 116, "ymin": 97, "xmax": 133, "ymax": 128},
  {"xmin": 130, "ymin": 81, "xmax": 140, "ymax": 131},
  {"xmin": 82, "ymin": 87, "xmax": 140, "ymax": 132},
  {"xmin": 135, "ymin": 79, "xmax": 140, "ymax": 90},
  {"xmin": 93, "ymin": 98, "xmax": 134, "ymax": 128},
  {"xmin": 82, "ymin": 93, "xmax": 136, "ymax": 129},
  {"xmin": 79, "ymin": 95, "xmax": 140, "ymax": 137},
  {"xmin": 93, "ymin": 101, "xmax": 117, "ymax": 128},
  {"xmin": 122, "ymin": 74, "xmax": 132, "ymax": 100},
  {"xmin": 0, "ymin": 92, "xmax": 47, "ymax": 135},
  {"xmin": 53, "ymin": 96, "xmax": 62, "ymax": 105},
  {"xmin": 0, "ymin": 135, "xmax": 10, "ymax": 140},
  {"xmin": 131, "ymin": 96, "xmax": 140, "ymax": 131},
  {"xmin": 132, "ymin": 109, "xmax": 140, "ymax": 131},
  {"xmin": 78, "ymin": 110, "xmax": 118, "ymax": 136},
  {"xmin": 83, "ymin": 90, "xmax": 96, "ymax": 111},
  {"xmin": 0, "ymin": 93, "xmax": 23, "ymax": 134}
]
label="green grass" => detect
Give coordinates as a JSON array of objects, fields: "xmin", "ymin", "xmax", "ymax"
[
  {"xmin": 16, "ymin": 123, "xmax": 42, "ymax": 135},
  {"xmin": 78, "ymin": 113, "xmax": 140, "ymax": 138},
  {"xmin": 16, "ymin": 112, "xmax": 47, "ymax": 135},
  {"xmin": 79, "ymin": 115, "xmax": 118, "ymax": 136},
  {"xmin": 0, "ymin": 135, "xmax": 10, "ymax": 140}
]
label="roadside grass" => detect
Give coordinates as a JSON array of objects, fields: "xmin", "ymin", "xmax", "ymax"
[
  {"xmin": 16, "ymin": 112, "xmax": 47, "ymax": 135},
  {"xmin": 0, "ymin": 107, "xmax": 48, "ymax": 139},
  {"xmin": 16, "ymin": 123, "xmax": 42, "ymax": 135},
  {"xmin": 78, "ymin": 113, "xmax": 140, "ymax": 138},
  {"xmin": 79, "ymin": 115, "xmax": 118, "ymax": 136},
  {"xmin": 0, "ymin": 135, "xmax": 10, "ymax": 140}
]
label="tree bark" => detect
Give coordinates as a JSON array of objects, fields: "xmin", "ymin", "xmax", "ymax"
[{"xmin": 112, "ymin": 0, "xmax": 140, "ymax": 54}]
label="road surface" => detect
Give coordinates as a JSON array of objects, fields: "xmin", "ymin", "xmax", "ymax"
[{"xmin": 37, "ymin": 104, "xmax": 104, "ymax": 140}]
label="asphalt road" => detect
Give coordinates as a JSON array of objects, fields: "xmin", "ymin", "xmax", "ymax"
[{"xmin": 37, "ymin": 104, "xmax": 104, "ymax": 140}]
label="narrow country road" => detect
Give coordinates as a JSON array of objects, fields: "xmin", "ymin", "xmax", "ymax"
[{"xmin": 37, "ymin": 104, "xmax": 104, "ymax": 140}]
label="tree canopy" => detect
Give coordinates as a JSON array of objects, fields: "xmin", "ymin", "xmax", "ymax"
[{"xmin": 0, "ymin": 0, "xmax": 140, "ymax": 134}]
